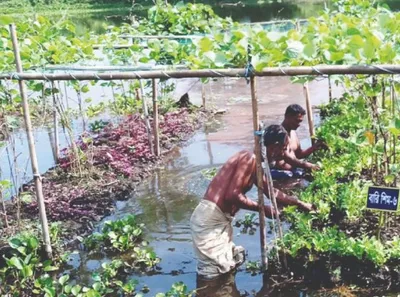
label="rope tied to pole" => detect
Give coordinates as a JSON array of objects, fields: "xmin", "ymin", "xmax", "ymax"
[
  {"xmin": 371, "ymin": 65, "xmax": 398, "ymax": 75},
  {"xmin": 10, "ymin": 72, "xmax": 20, "ymax": 80}
]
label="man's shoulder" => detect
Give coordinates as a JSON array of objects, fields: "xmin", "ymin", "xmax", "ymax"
[
  {"xmin": 230, "ymin": 150, "xmax": 253, "ymax": 161},
  {"xmin": 237, "ymin": 150, "xmax": 253, "ymax": 157}
]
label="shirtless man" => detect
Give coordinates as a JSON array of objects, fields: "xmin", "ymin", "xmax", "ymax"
[
  {"xmin": 276, "ymin": 104, "xmax": 325, "ymax": 171},
  {"xmin": 190, "ymin": 125, "xmax": 314, "ymax": 279}
]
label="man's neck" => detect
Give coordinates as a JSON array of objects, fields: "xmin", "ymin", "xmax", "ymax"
[{"xmin": 282, "ymin": 121, "xmax": 291, "ymax": 133}]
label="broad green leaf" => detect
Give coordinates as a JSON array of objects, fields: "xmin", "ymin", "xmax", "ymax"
[
  {"xmin": 384, "ymin": 175, "xmax": 395, "ymax": 184},
  {"xmin": 214, "ymin": 52, "xmax": 228, "ymax": 67},
  {"xmin": 363, "ymin": 42, "xmax": 375, "ymax": 60},
  {"xmin": 44, "ymin": 265, "xmax": 59, "ymax": 272},
  {"xmin": 64, "ymin": 285, "xmax": 72, "ymax": 294},
  {"xmin": 108, "ymin": 231, "xmax": 118, "ymax": 239},
  {"xmin": 44, "ymin": 287, "xmax": 56, "ymax": 297},
  {"xmin": 28, "ymin": 237, "xmax": 39, "ymax": 250},
  {"xmin": 349, "ymin": 35, "xmax": 364, "ymax": 49},
  {"xmin": 59, "ymin": 275, "xmax": 70, "ymax": 285},
  {"xmin": 92, "ymin": 282, "xmax": 102, "ymax": 291},
  {"xmin": 8, "ymin": 257, "xmax": 23, "ymax": 270},
  {"xmin": 267, "ymin": 32, "xmax": 282, "ymax": 42},
  {"xmin": 8, "ymin": 238, "xmax": 21, "ymax": 249},
  {"xmin": 198, "ymin": 37, "xmax": 213, "ymax": 52},
  {"xmin": 85, "ymin": 290, "xmax": 101, "ymax": 297},
  {"xmin": 0, "ymin": 16, "xmax": 13, "ymax": 25},
  {"xmin": 346, "ymin": 28, "xmax": 361, "ymax": 35},
  {"xmin": 81, "ymin": 85, "xmax": 90, "ymax": 93},
  {"xmin": 22, "ymin": 265, "xmax": 33, "ymax": 278},
  {"xmin": 252, "ymin": 54, "xmax": 268, "ymax": 72},
  {"xmin": 303, "ymin": 42, "xmax": 316, "ymax": 58},
  {"xmin": 71, "ymin": 285, "xmax": 82, "ymax": 296}
]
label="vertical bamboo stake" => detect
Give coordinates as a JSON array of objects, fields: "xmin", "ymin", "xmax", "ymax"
[
  {"xmin": 303, "ymin": 83, "xmax": 315, "ymax": 145},
  {"xmin": 328, "ymin": 76, "xmax": 332, "ymax": 102},
  {"xmin": 0, "ymin": 171, "xmax": 9, "ymax": 229},
  {"xmin": 201, "ymin": 83, "xmax": 206, "ymax": 110},
  {"xmin": 139, "ymin": 80, "xmax": 154, "ymax": 155},
  {"xmin": 51, "ymin": 82, "xmax": 59, "ymax": 161},
  {"xmin": 10, "ymin": 24, "xmax": 52, "ymax": 258},
  {"xmin": 391, "ymin": 79, "xmax": 397, "ymax": 186},
  {"xmin": 382, "ymin": 80, "xmax": 386, "ymax": 109},
  {"xmin": 152, "ymin": 79, "xmax": 160, "ymax": 156},
  {"xmin": 250, "ymin": 77, "xmax": 268, "ymax": 272},
  {"xmin": 47, "ymin": 126, "xmax": 56, "ymax": 162},
  {"xmin": 295, "ymin": 20, "xmax": 300, "ymax": 31},
  {"xmin": 0, "ymin": 187, "xmax": 9, "ymax": 229}
]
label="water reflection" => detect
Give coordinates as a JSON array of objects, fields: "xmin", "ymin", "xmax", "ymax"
[{"xmin": 196, "ymin": 272, "xmax": 241, "ymax": 297}]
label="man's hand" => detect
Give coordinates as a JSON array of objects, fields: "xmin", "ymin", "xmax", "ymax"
[
  {"xmin": 264, "ymin": 205, "xmax": 280, "ymax": 219},
  {"xmin": 313, "ymin": 139, "xmax": 329, "ymax": 151},
  {"xmin": 310, "ymin": 164, "xmax": 321, "ymax": 171}
]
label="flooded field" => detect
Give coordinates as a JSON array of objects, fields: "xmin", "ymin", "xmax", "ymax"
[{"xmin": 55, "ymin": 77, "xmax": 396, "ymax": 297}]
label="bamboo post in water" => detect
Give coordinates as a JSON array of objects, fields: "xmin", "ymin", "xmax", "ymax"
[
  {"xmin": 328, "ymin": 76, "xmax": 332, "ymax": 102},
  {"xmin": 139, "ymin": 80, "xmax": 154, "ymax": 155},
  {"xmin": 10, "ymin": 24, "xmax": 52, "ymax": 258},
  {"xmin": 250, "ymin": 77, "xmax": 268, "ymax": 271},
  {"xmin": 303, "ymin": 83, "xmax": 315, "ymax": 145},
  {"xmin": 152, "ymin": 79, "xmax": 160, "ymax": 156},
  {"xmin": 201, "ymin": 83, "xmax": 206, "ymax": 110},
  {"xmin": 51, "ymin": 82, "xmax": 59, "ymax": 161}
]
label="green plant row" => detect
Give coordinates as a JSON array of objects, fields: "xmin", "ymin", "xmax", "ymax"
[{"xmin": 281, "ymin": 91, "xmax": 400, "ymax": 267}]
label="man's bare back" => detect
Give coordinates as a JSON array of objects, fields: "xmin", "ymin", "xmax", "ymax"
[{"xmin": 204, "ymin": 150, "xmax": 314, "ymax": 217}]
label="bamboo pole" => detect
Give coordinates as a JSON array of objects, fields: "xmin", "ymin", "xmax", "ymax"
[
  {"xmin": 139, "ymin": 80, "xmax": 154, "ymax": 155},
  {"xmin": 328, "ymin": 76, "xmax": 332, "ymax": 102},
  {"xmin": 9, "ymin": 24, "xmax": 52, "ymax": 258},
  {"xmin": 250, "ymin": 77, "xmax": 268, "ymax": 272},
  {"xmin": 152, "ymin": 79, "xmax": 160, "ymax": 157},
  {"xmin": 39, "ymin": 65, "xmax": 187, "ymax": 72},
  {"xmin": 51, "ymin": 82, "xmax": 59, "ymax": 161},
  {"xmin": 391, "ymin": 79, "xmax": 397, "ymax": 186},
  {"xmin": 303, "ymin": 83, "xmax": 315, "ymax": 145},
  {"xmin": 3, "ymin": 65, "xmax": 400, "ymax": 81}
]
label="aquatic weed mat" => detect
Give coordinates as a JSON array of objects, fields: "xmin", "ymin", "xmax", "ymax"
[{"xmin": 2, "ymin": 108, "xmax": 210, "ymax": 241}]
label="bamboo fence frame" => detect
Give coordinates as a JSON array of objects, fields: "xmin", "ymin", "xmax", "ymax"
[
  {"xmin": 2, "ymin": 65, "xmax": 400, "ymax": 81},
  {"xmin": 3, "ymin": 35, "xmax": 400, "ymax": 266}
]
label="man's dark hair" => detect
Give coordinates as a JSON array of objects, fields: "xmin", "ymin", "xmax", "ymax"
[
  {"xmin": 285, "ymin": 104, "xmax": 306, "ymax": 116},
  {"xmin": 263, "ymin": 125, "xmax": 288, "ymax": 146}
]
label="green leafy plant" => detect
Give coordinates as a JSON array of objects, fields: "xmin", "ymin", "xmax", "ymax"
[
  {"xmin": 201, "ymin": 167, "xmax": 218, "ymax": 180},
  {"xmin": 84, "ymin": 215, "xmax": 144, "ymax": 252},
  {"xmin": 245, "ymin": 261, "xmax": 261, "ymax": 276},
  {"xmin": 235, "ymin": 213, "xmax": 259, "ymax": 235}
]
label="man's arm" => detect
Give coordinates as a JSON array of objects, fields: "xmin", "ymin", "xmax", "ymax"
[
  {"xmin": 294, "ymin": 138, "xmax": 326, "ymax": 159},
  {"xmin": 283, "ymin": 150, "xmax": 319, "ymax": 170},
  {"xmin": 258, "ymin": 172, "xmax": 314, "ymax": 212},
  {"xmin": 234, "ymin": 191, "xmax": 275, "ymax": 218}
]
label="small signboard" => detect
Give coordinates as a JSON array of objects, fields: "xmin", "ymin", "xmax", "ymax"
[{"xmin": 367, "ymin": 186, "xmax": 399, "ymax": 212}]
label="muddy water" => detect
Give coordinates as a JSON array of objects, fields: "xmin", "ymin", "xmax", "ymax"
[{"xmin": 63, "ymin": 77, "xmax": 400, "ymax": 296}]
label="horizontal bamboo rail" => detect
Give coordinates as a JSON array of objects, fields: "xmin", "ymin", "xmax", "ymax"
[
  {"xmin": 1, "ymin": 65, "xmax": 400, "ymax": 81},
  {"xmin": 37, "ymin": 65, "xmax": 187, "ymax": 72}
]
